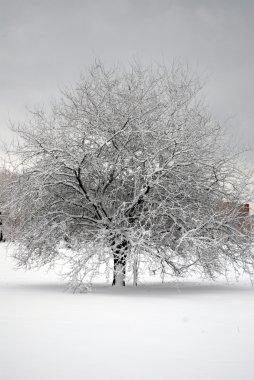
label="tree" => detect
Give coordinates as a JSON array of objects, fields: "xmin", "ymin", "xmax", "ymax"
[
  {"xmin": 0, "ymin": 169, "xmax": 15, "ymax": 242},
  {"xmin": 3, "ymin": 61, "xmax": 254, "ymax": 289}
]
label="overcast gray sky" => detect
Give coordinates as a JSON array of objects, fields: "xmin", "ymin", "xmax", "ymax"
[{"xmin": 0, "ymin": 0, "xmax": 253, "ymax": 159}]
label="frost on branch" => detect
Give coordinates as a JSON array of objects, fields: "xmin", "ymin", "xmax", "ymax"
[{"xmin": 2, "ymin": 61, "xmax": 254, "ymax": 289}]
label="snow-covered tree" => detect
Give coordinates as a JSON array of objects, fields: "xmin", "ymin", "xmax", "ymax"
[
  {"xmin": 0, "ymin": 169, "xmax": 16, "ymax": 242},
  {"xmin": 3, "ymin": 62, "xmax": 254, "ymax": 289}
]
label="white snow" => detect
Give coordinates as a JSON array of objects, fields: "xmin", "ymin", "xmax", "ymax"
[{"xmin": 1, "ymin": 243, "xmax": 254, "ymax": 380}]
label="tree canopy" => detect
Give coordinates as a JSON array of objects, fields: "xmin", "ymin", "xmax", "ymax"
[{"xmin": 2, "ymin": 61, "xmax": 253, "ymax": 289}]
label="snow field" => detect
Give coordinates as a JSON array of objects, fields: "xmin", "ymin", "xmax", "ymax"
[{"xmin": 1, "ymin": 243, "xmax": 254, "ymax": 380}]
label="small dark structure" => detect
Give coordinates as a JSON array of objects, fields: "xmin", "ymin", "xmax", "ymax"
[{"xmin": 0, "ymin": 212, "xmax": 4, "ymax": 242}]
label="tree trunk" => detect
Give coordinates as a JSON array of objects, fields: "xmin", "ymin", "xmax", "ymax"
[
  {"xmin": 133, "ymin": 257, "xmax": 138, "ymax": 286},
  {"xmin": 112, "ymin": 239, "xmax": 128, "ymax": 286}
]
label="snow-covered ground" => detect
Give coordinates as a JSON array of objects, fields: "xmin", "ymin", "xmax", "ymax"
[{"xmin": 1, "ymin": 243, "xmax": 254, "ymax": 380}]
